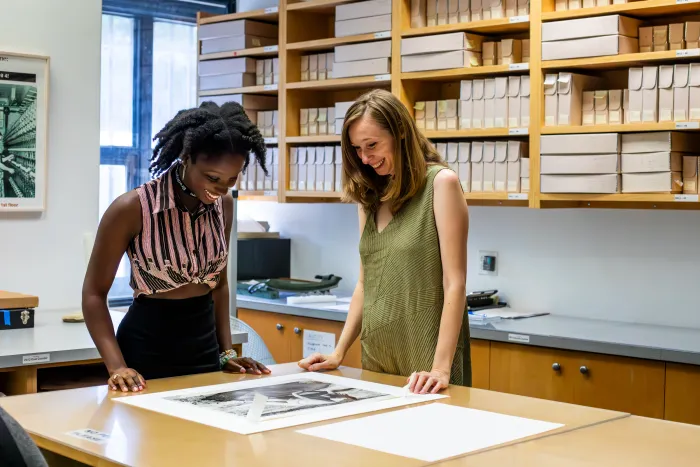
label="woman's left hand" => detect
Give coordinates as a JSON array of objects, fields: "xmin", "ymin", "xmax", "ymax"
[
  {"xmin": 407, "ymin": 369, "xmax": 449, "ymax": 394},
  {"xmin": 224, "ymin": 357, "xmax": 271, "ymax": 375}
]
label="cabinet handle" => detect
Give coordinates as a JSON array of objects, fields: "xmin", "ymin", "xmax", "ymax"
[
  {"xmin": 552, "ymin": 362, "xmax": 561, "ymax": 371},
  {"xmin": 276, "ymin": 323, "xmax": 284, "ymax": 331},
  {"xmin": 579, "ymin": 365, "xmax": 589, "ymax": 375},
  {"xmin": 294, "ymin": 327, "xmax": 301, "ymax": 335}
]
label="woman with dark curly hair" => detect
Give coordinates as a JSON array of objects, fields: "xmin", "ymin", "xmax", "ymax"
[{"xmin": 82, "ymin": 101, "xmax": 271, "ymax": 393}]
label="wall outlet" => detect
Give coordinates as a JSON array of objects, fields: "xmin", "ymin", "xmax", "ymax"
[{"xmin": 478, "ymin": 250, "xmax": 498, "ymax": 276}]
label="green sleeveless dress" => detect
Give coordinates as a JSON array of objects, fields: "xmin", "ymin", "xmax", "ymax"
[{"xmin": 359, "ymin": 164, "xmax": 472, "ymax": 386}]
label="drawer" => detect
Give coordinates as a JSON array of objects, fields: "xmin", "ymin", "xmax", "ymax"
[{"xmin": 665, "ymin": 363, "xmax": 700, "ymax": 425}]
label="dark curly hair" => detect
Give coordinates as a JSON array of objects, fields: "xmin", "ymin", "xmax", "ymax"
[{"xmin": 150, "ymin": 101, "xmax": 268, "ymax": 178}]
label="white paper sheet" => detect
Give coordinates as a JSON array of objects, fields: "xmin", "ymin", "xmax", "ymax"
[
  {"xmin": 303, "ymin": 329, "xmax": 336, "ymax": 358},
  {"xmin": 114, "ymin": 373, "xmax": 445, "ymax": 435},
  {"xmin": 298, "ymin": 403, "xmax": 564, "ymax": 462},
  {"xmin": 320, "ymin": 303, "xmax": 350, "ymax": 312}
]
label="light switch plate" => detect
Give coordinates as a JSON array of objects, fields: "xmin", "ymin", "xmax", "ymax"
[{"xmin": 478, "ymin": 250, "xmax": 498, "ymax": 276}]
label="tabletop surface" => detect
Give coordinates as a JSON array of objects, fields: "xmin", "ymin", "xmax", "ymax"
[{"xmin": 0, "ymin": 363, "xmax": 627, "ymax": 467}]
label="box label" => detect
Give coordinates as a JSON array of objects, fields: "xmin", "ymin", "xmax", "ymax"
[
  {"xmin": 675, "ymin": 194, "xmax": 699, "ymax": 202},
  {"xmin": 508, "ymin": 333, "xmax": 530, "ymax": 343},
  {"xmin": 509, "ymin": 63, "xmax": 529, "ymax": 71},
  {"xmin": 675, "ymin": 122, "xmax": 700, "ymax": 129},
  {"xmin": 374, "ymin": 31, "xmax": 391, "ymax": 39},
  {"xmin": 507, "ymin": 193, "xmax": 528, "ymax": 200},
  {"xmin": 264, "ymin": 6, "xmax": 279, "ymax": 13},
  {"xmin": 263, "ymin": 84, "xmax": 277, "ymax": 91},
  {"xmin": 374, "ymin": 74, "xmax": 391, "ymax": 81},
  {"xmin": 263, "ymin": 137, "xmax": 277, "ymax": 144},
  {"xmin": 509, "ymin": 15, "xmax": 529, "ymax": 23},
  {"xmin": 67, "ymin": 429, "xmax": 110, "ymax": 445},
  {"xmin": 676, "ymin": 48, "xmax": 700, "ymax": 57},
  {"xmin": 676, "ymin": 0, "xmax": 699, "ymax": 3},
  {"xmin": 263, "ymin": 45, "xmax": 278, "ymax": 53},
  {"xmin": 508, "ymin": 128, "xmax": 529, "ymax": 135},
  {"xmin": 22, "ymin": 353, "xmax": 50, "ymax": 365},
  {"xmin": 264, "ymin": 191, "xmax": 277, "ymax": 197}
]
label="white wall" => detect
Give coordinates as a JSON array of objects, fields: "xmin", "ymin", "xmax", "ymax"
[
  {"xmin": 239, "ymin": 201, "xmax": 700, "ymax": 329},
  {"xmin": 0, "ymin": 0, "xmax": 102, "ymax": 309}
]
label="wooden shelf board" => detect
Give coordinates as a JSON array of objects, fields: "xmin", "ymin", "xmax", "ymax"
[
  {"xmin": 198, "ymin": 8, "xmax": 279, "ymax": 24},
  {"xmin": 402, "ymin": 17, "xmax": 530, "ymax": 37},
  {"xmin": 423, "ymin": 128, "xmax": 526, "ymax": 139},
  {"xmin": 286, "ymin": 135, "xmax": 342, "ymax": 143},
  {"xmin": 285, "ymin": 191, "xmax": 343, "ymax": 198},
  {"xmin": 199, "ymin": 46, "xmax": 278, "ymax": 61},
  {"xmin": 542, "ymin": 0, "xmax": 700, "ymax": 22},
  {"xmin": 542, "ymin": 123, "xmax": 700, "ymax": 134},
  {"xmin": 540, "ymin": 193, "xmax": 686, "ymax": 202},
  {"xmin": 287, "ymin": 33, "xmax": 388, "ymax": 52},
  {"xmin": 198, "ymin": 85, "xmax": 278, "ymax": 97},
  {"xmin": 542, "ymin": 50, "xmax": 700, "ymax": 70},
  {"xmin": 287, "ymin": 75, "xmax": 390, "ymax": 91},
  {"xmin": 539, "ymin": 192, "xmax": 700, "ymax": 209},
  {"xmin": 465, "ymin": 192, "xmax": 530, "ymax": 205},
  {"xmin": 238, "ymin": 191, "xmax": 278, "ymax": 201},
  {"xmin": 287, "ymin": 0, "xmax": 355, "ymax": 13},
  {"xmin": 401, "ymin": 64, "xmax": 524, "ymax": 81}
]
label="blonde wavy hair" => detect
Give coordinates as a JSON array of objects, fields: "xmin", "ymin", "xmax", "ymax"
[{"xmin": 341, "ymin": 89, "xmax": 445, "ymax": 214}]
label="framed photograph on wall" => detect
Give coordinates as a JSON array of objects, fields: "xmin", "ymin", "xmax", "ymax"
[{"xmin": 0, "ymin": 52, "xmax": 49, "ymax": 212}]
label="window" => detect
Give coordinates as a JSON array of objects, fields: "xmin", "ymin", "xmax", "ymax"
[{"xmin": 99, "ymin": 1, "xmax": 228, "ymax": 303}]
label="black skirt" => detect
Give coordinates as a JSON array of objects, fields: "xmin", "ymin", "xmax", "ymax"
[{"xmin": 116, "ymin": 292, "xmax": 221, "ymax": 380}]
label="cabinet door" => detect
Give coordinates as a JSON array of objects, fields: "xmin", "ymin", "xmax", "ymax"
[
  {"xmin": 489, "ymin": 342, "xmax": 574, "ymax": 403},
  {"xmin": 470, "ymin": 339, "xmax": 490, "ymax": 390},
  {"xmin": 572, "ymin": 352, "xmax": 665, "ymax": 418},
  {"xmin": 288, "ymin": 316, "xmax": 362, "ymax": 368},
  {"xmin": 665, "ymin": 363, "xmax": 700, "ymax": 425},
  {"xmin": 237, "ymin": 309, "xmax": 292, "ymax": 363}
]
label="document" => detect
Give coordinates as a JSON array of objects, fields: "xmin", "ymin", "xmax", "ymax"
[{"xmin": 303, "ymin": 329, "xmax": 336, "ymax": 358}]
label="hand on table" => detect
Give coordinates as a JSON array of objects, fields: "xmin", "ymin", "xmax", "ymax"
[
  {"xmin": 224, "ymin": 357, "xmax": 271, "ymax": 375},
  {"xmin": 407, "ymin": 369, "xmax": 449, "ymax": 394},
  {"xmin": 108, "ymin": 368, "xmax": 146, "ymax": 392},
  {"xmin": 298, "ymin": 352, "xmax": 341, "ymax": 372}
]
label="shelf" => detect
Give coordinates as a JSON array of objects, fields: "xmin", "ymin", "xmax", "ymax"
[
  {"xmin": 402, "ymin": 16, "xmax": 530, "ymax": 37},
  {"xmin": 423, "ymin": 128, "xmax": 528, "ymax": 139},
  {"xmin": 198, "ymin": 7, "xmax": 279, "ymax": 24},
  {"xmin": 285, "ymin": 191, "xmax": 343, "ymax": 198},
  {"xmin": 287, "ymin": 33, "xmax": 389, "ymax": 52},
  {"xmin": 465, "ymin": 192, "xmax": 530, "ymax": 205},
  {"xmin": 238, "ymin": 190, "xmax": 278, "ymax": 201},
  {"xmin": 198, "ymin": 85, "xmax": 278, "ymax": 97},
  {"xmin": 286, "ymin": 135, "xmax": 342, "ymax": 143},
  {"xmin": 287, "ymin": 75, "xmax": 391, "ymax": 91},
  {"xmin": 542, "ymin": 0, "xmax": 700, "ymax": 22},
  {"xmin": 542, "ymin": 49, "xmax": 700, "ymax": 70},
  {"xmin": 540, "ymin": 193, "xmax": 687, "ymax": 202},
  {"xmin": 539, "ymin": 192, "xmax": 700, "ymax": 209},
  {"xmin": 199, "ymin": 46, "xmax": 279, "ymax": 61},
  {"xmin": 542, "ymin": 122, "xmax": 700, "ymax": 134},
  {"xmin": 401, "ymin": 64, "xmax": 526, "ymax": 81},
  {"xmin": 287, "ymin": 0, "xmax": 355, "ymax": 13}
]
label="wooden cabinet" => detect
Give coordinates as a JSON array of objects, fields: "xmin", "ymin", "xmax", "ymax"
[
  {"xmin": 238, "ymin": 309, "xmax": 361, "ymax": 368},
  {"xmin": 470, "ymin": 339, "xmax": 491, "ymax": 390},
  {"xmin": 489, "ymin": 342, "xmax": 665, "ymax": 418},
  {"xmin": 665, "ymin": 363, "xmax": 700, "ymax": 425}
]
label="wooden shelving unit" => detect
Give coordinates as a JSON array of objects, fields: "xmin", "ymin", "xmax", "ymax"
[
  {"xmin": 196, "ymin": 0, "xmax": 700, "ymax": 209},
  {"xmin": 199, "ymin": 85, "xmax": 279, "ymax": 96}
]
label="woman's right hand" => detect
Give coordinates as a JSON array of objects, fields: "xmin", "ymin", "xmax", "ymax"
[
  {"xmin": 108, "ymin": 367, "xmax": 146, "ymax": 392},
  {"xmin": 298, "ymin": 352, "xmax": 342, "ymax": 372}
]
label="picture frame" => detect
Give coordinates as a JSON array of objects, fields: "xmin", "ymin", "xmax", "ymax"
[{"xmin": 0, "ymin": 51, "xmax": 49, "ymax": 212}]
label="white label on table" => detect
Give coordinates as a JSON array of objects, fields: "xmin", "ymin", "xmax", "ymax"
[
  {"xmin": 675, "ymin": 194, "xmax": 699, "ymax": 202},
  {"xmin": 67, "ymin": 429, "xmax": 110, "ymax": 444},
  {"xmin": 263, "ymin": 45, "xmax": 278, "ymax": 53},
  {"xmin": 264, "ymin": 6, "xmax": 279, "ymax": 13},
  {"xmin": 508, "ymin": 333, "xmax": 530, "ymax": 344},
  {"xmin": 509, "ymin": 15, "xmax": 529, "ymax": 23},
  {"xmin": 374, "ymin": 31, "xmax": 391, "ymax": 39},
  {"xmin": 22, "ymin": 353, "xmax": 50, "ymax": 364},
  {"xmin": 508, "ymin": 63, "xmax": 529, "ymax": 71},
  {"xmin": 675, "ymin": 121, "xmax": 700, "ymax": 129},
  {"xmin": 507, "ymin": 193, "xmax": 528, "ymax": 200},
  {"xmin": 374, "ymin": 74, "xmax": 391, "ymax": 81},
  {"xmin": 303, "ymin": 329, "xmax": 336, "ymax": 358},
  {"xmin": 508, "ymin": 128, "xmax": 528, "ymax": 135},
  {"xmin": 263, "ymin": 84, "xmax": 277, "ymax": 91}
]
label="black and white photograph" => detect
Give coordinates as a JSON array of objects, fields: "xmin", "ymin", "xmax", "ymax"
[{"xmin": 165, "ymin": 378, "xmax": 393, "ymax": 420}]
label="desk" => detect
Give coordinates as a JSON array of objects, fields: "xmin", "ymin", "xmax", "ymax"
[{"xmin": 0, "ymin": 363, "xmax": 627, "ymax": 467}]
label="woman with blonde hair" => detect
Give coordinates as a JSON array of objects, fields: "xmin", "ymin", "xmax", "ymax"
[{"xmin": 299, "ymin": 89, "xmax": 470, "ymax": 394}]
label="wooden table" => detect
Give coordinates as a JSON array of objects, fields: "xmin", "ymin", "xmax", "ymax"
[{"xmin": 0, "ymin": 363, "xmax": 628, "ymax": 467}]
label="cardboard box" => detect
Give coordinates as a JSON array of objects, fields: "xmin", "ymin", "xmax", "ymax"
[
  {"xmin": 335, "ymin": 101, "xmax": 355, "ymax": 119},
  {"xmin": 401, "ymin": 32, "xmax": 484, "ymax": 56},
  {"xmin": 541, "ymin": 15, "xmax": 641, "ymax": 42},
  {"xmin": 271, "ymin": 148, "xmax": 279, "ymax": 190},
  {"xmin": 460, "ymin": 80, "xmax": 472, "ymax": 129},
  {"xmin": 301, "ymin": 55, "xmax": 309, "ymax": 81},
  {"xmin": 621, "ymin": 131, "xmax": 700, "ymax": 153},
  {"xmin": 505, "ymin": 0, "xmax": 517, "ymax": 17},
  {"xmin": 436, "ymin": 0, "xmax": 448, "ymax": 24},
  {"xmin": 336, "ymin": 0, "xmax": 391, "ymax": 21},
  {"xmin": 326, "ymin": 53, "xmax": 334, "ymax": 78},
  {"xmin": 472, "ymin": 80, "xmax": 485, "ymax": 129},
  {"xmin": 272, "ymin": 58, "xmax": 280, "ymax": 84},
  {"xmin": 484, "ymin": 78, "xmax": 496, "ymax": 129},
  {"xmin": 308, "ymin": 108, "xmax": 319, "ymax": 135},
  {"xmin": 583, "ymin": 0, "xmax": 595, "ymax": 7},
  {"xmin": 198, "ymin": 57, "xmax": 257, "ymax": 76},
  {"xmin": 673, "ymin": 64, "xmax": 690, "ymax": 122},
  {"xmin": 669, "ymin": 23, "xmax": 685, "ymax": 50},
  {"xmin": 582, "ymin": 91, "xmax": 595, "ymax": 126},
  {"xmin": 402, "ymin": 50, "xmax": 480, "ymax": 72},
  {"xmin": 437, "ymin": 101, "xmax": 448, "ymax": 130},
  {"xmin": 411, "ymin": 0, "xmax": 427, "ymax": 28},
  {"xmin": 520, "ymin": 76, "xmax": 530, "ymax": 127},
  {"xmin": 199, "ymin": 72, "xmax": 256, "ymax": 91},
  {"xmin": 555, "ymin": 0, "xmax": 567, "ymax": 11},
  {"xmin": 315, "ymin": 147, "xmax": 326, "ymax": 191},
  {"xmin": 246, "ymin": 161, "xmax": 257, "ymax": 191},
  {"xmin": 683, "ymin": 156, "xmax": 699, "ymax": 194},
  {"xmin": 458, "ymin": 142, "xmax": 471, "ymax": 191},
  {"xmin": 691, "ymin": 63, "xmax": 700, "ymax": 121},
  {"xmin": 307, "ymin": 147, "xmax": 318, "ymax": 191},
  {"xmin": 289, "ymin": 147, "xmax": 299, "ymax": 190},
  {"xmin": 324, "ymin": 146, "xmax": 335, "ymax": 192},
  {"xmin": 334, "ymin": 57, "xmax": 391, "ymax": 77},
  {"xmin": 335, "ymin": 118, "xmax": 344, "ymax": 135},
  {"xmin": 471, "ymin": 0, "xmax": 482, "ymax": 21},
  {"xmin": 544, "ymin": 74, "xmax": 558, "ymax": 126},
  {"xmin": 499, "ymin": 39, "xmax": 522, "ymax": 65},
  {"xmin": 653, "ymin": 25, "xmax": 668, "ymax": 52},
  {"xmin": 506, "ymin": 141, "xmax": 524, "ymax": 192},
  {"xmin": 257, "ymin": 111, "xmax": 265, "ymax": 132},
  {"xmin": 541, "ymin": 133, "xmax": 620, "ymax": 154},
  {"xmin": 318, "ymin": 107, "xmax": 328, "ymax": 135},
  {"xmin": 491, "ymin": 0, "xmax": 505, "ymax": 19},
  {"xmin": 542, "ymin": 35, "xmax": 638, "ymax": 60},
  {"xmin": 642, "ymin": 66, "xmax": 659, "ymax": 123},
  {"xmin": 623, "ymin": 89, "xmax": 630, "ymax": 123},
  {"xmin": 471, "ymin": 141, "xmax": 484, "ymax": 191},
  {"xmin": 569, "ymin": 0, "xmax": 582, "ymax": 9},
  {"xmin": 494, "ymin": 77, "xmax": 509, "ymax": 128},
  {"xmin": 628, "ymin": 68, "xmax": 643, "ymax": 123},
  {"xmin": 318, "ymin": 54, "xmax": 327, "ymax": 80},
  {"xmin": 540, "ymin": 174, "xmax": 620, "ymax": 193},
  {"xmin": 425, "ymin": 101, "xmax": 437, "ymax": 130},
  {"xmin": 639, "ymin": 26, "xmax": 652, "ymax": 53},
  {"xmin": 458, "ymin": 0, "xmax": 470, "ymax": 22},
  {"xmin": 686, "ymin": 22, "xmax": 700, "ymax": 49},
  {"xmin": 256, "ymin": 154, "xmax": 265, "ymax": 190},
  {"xmin": 427, "ymin": 0, "xmax": 438, "ymax": 26},
  {"xmin": 446, "ymin": 142, "xmax": 459, "ymax": 174},
  {"xmin": 335, "ymin": 145, "xmax": 343, "ymax": 192},
  {"xmin": 482, "ymin": 0, "xmax": 492, "ymax": 19},
  {"xmin": 658, "ymin": 65, "xmax": 674, "ymax": 123},
  {"xmin": 199, "ymin": 19, "xmax": 279, "ymax": 41},
  {"xmin": 298, "ymin": 147, "xmax": 309, "ymax": 191},
  {"xmin": 201, "ymin": 35, "xmax": 277, "ymax": 54},
  {"xmin": 494, "ymin": 141, "xmax": 508, "ymax": 191},
  {"xmin": 522, "ymin": 39, "xmax": 530, "ymax": 63},
  {"xmin": 508, "ymin": 76, "xmax": 521, "ymax": 128},
  {"xmin": 540, "ymin": 154, "xmax": 620, "ymax": 174},
  {"xmin": 309, "ymin": 54, "xmax": 318, "ymax": 81},
  {"xmin": 446, "ymin": 99, "xmax": 459, "ymax": 130},
  {"xmin": 335, "ymin": 40, "xmax": 391, "ymax": 63},
  {"xmin": 621, "ymin": 151, "xmax": 683, "ymax": 173},
  {"xmin": 335, "ymin": 14, "xmax": 392, "ymax": 37},
  {"xmin": 414, "ymin": 101, "xmax": 426, "ymax": 129},
  {"xmin": 482, "ymin": 142, "xmax": 496, "ymax": 192},
  {"xmin": 521, "ymin": 176, "xmax": 530, "ymax": 192},
  {"xmin": 557, "ymin": 73, "xmax": 600, "ymax": 126},
  {"xmin": 518, "ymin": 0, "xmax": 529, "ymax": 14},
  {"xmin": 482, "ymin": 42, "xmax": 496, "ymax": 66},
  {"xmin": 622, "ymin": 172, "xmax": 683, "ymax": 193},
  {"xmin": 264, "ymin": 58, "xmax": 273, "ymax": 85},
  {"xmin": 594, "ymin": 90, "xmax": 609, "ymax": 125}
]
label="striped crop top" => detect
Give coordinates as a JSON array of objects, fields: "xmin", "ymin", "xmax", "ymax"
[{"xmin": 126, "ymin": 165, "xmax": 229, "ymax": 297}]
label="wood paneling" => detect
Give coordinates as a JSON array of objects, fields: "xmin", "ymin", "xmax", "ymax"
[
  {"xmin": 470, "ymin": 339, "xmax": 490, "ymax": 390},
  {"xmin": 665, "ymin": 363, "xmax": 700, "ymax": 425}
]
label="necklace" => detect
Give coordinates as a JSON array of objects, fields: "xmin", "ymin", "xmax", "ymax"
[{"xmin": 174, "ymin": 161, "xmax": 197, "ymax": 198}]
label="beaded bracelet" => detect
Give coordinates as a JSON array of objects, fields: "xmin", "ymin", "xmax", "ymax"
[{"xmin": 219, "ymin": 348, "xmax": 238, "ymax": 369}]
